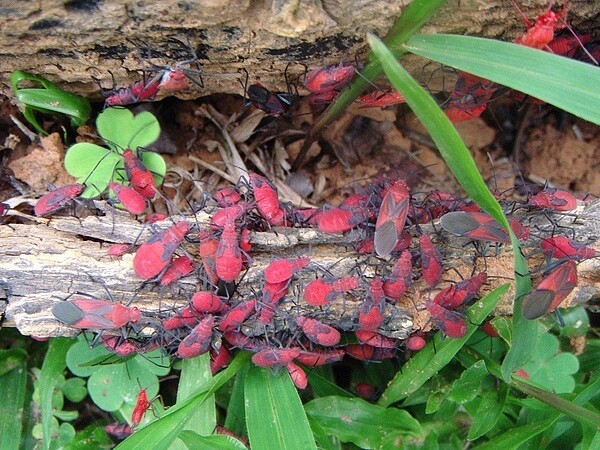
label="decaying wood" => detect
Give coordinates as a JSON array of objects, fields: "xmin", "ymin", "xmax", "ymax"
[
  {"xmin": 1, "ymin": 0, "xmax": 598, "ymax": 100},
  {"xmin": 1, "ymin": 199, "xmax": 598, "ymax": 338}
]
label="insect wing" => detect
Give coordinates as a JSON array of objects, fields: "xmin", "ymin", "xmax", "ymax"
[
  {"xmin": 440, "ymin": 211, "xmax": 510, "ymax": 243},
  {"xmin": 375, "ymin": 185, "xmax": 409, "ymax": 257}
]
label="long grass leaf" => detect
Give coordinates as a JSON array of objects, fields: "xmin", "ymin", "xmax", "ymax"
[
  {"xmin": 404, "ymin": 34, "xmax": 600, "ymax": 125},
  {"xmin": 245, "ymin": 366, "xmax": 317, "ymax": 450},
  {"xmin": 39, "ymin": 338, "xmax": 74, "ymax": 450}
]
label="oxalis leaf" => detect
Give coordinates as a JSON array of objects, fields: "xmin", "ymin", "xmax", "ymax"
[{"xmin": 64, "ymin": 108, "xmax": 164, "ymax": 198}]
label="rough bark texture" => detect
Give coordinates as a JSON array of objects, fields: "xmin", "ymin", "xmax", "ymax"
[
  {"xmin": 1, "ymin": 199, "xmax": 598, "ymax": 338},
  {"xmin": 1, "ymin": 0, "xmax": 598, "ymax": 100}
]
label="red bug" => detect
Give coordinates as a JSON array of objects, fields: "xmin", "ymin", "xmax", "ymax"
[
  {"xmin": 295, "ymin": 348, "xmax": 345, "ymax": 367},
  {"xmin": 104, "ymin": 73, "xmax": 163, "ymax": 106},
  {"xmin": 133, "ymin": 221, "xmax": 190, "ymax": 280},
  {"xmin": 358, "ymin": 300, "xmax": 384, "ymax": 332},
  {"xmin": 425, "ymin": 301, "xmax": 467, "ymax": 338},
  {"xmin": 440, "ymin": 211, "xmax": 511, "ymax": 243},
  {"xmin": 251, "ymin": 348, "xmax": 301, "ymax": 367},
  {"xmin": 258, "ymin": 279, "xmax": 290, "ymax": 324},
  {"xmin": 214, "ymin": 187, "xmax": 242, "ymax": 207},
  {"xmin": 292, "ymin": 207, "xmax": 322, "ymax": 226},
  {"xmin": 163, "ymin": 306, "xmax": 200, "ymax": 330},
  {"xmin": 444, "ymin": 72, "xmax": 498, "ymax": 123},
  {"xmin": 122, "ymin": 149, "xmax": 156, "ymax": 199},
  {"xmin": 222, "ymin": 330, "xmax": 261, "ymax": 352},
  {"xmin": 368, "ymin": 277, "xmax": 386, "ymax": 304},
  {"xmin": 355, "ymin": 330, "xmax": 397, "ymax": 348},
  {"xmin": 512, "ymin": 0, "xmax": 567, "ymax": 49},
  {"xmin": 522, "ymin": 260, "xmax": 578, "ymax": 320},
  {"xmin": 219, "ymin": 298, "xmax": 256, "ymax": 333},
  {"xmin": 210, "ymin": 203, "xmax": 248, "ymax": 227},
  {"xmin": 358, "ymin": 90, "xmax": 405, "ymax": 108},
  {"xmin": 304, "ymin": 278, "xmax": 335, "ymax": 307},
  {"xmin": 306, "ymin": 90, "xmax": 338, "ymax": 105},
  {"xmin": 333, "ymin": 276, "xmax": 360, "ymax": 292},
  {"xmin": 374, "ymin": 180, "xmax": 410, "ymax": 257},
  {"xmin": 198, "ymin": 230, "xmax": 219, "ymax": 285},
  {"xmin": 247, "ymin": 82, "xmax": 294, "ymax": 116},
  {"xmin": 344, "ymin": 344, "xmax": 395, "ymax": 361},
  {"xmin": 210, "ymin": 345, "xmax": 232, "ymax": 374},
  {"xmin": 177, "ymin": 315, "xmax": 215, "ymax": 358},
  {"xmin": 107, "ymin": 243, "xmax": 131, "ymax": 257},
  {"xmin": 264, "ymin": 256, "xmax": 310, "ymax": 284},
  {"xmin": 296, "ymin": 316, "xmax": 341, "ymax": 347},
  {"xmin": 528, "ymin": 187, "xmax": 577, "ymax": 212},
  {"xmin": 145, "ymin": 212, "xmax": 168, "ymax": 223},
  {"xmin": 405, "ymin": 333, "xmax": 427, "ymax": 351},
  {"xmin": 131, "ymin": 389, "xmax": 151, "ymax": 427},
  {"xmin": 304, "ymin": 62, "xmax": 355, "ymax": 93},
  {"xmin": 286, "ymin": 362, "xmax": 308, "ymax": 389},
  {"xmin": 100, "ymin": 336, "xmax": 138, "ymax": 356},
  {"xmin": 481, "ymin": 320, "xmax": 500, "ymax": 338},
  {"xmin": 547, "ymin": 33, "xmax": 596, "ymax": 62},
  {"xmin": 540, "ymin": 236, "xmax": 598, "ymax": 260},
  {"xmin": 105, "ymin": 422, "xmax": 133, "ymax": 440},
  {"xmin": 304, "ymin": 276, "xmax": 359, "ymax": 306},
  {"xmin": 52, "ymin": 298, "xmax": 142, "ymax": 329},
  {"xmin": 434, "ymin": 272, "xmax": 487, "ymax": 310},
  {"xmin": 509, "ymin": 218, "xmax": 530, "ymax": 241},
  {"xmin": 249, "ymin": 173, "xmax": 286, "ymax": 226},
  {"xmin": 317, "ymin": 206, "xmax": 367, "ymax": 233},
  {"xmin": 109, "ymin": 182, "xmax": 147, "ymax": 215},
  {"xmin": 34, "ymin": 183, "xmax": 85, "ymax": 216},
  {"xmin": 383, "ymin": 250, "xmax": 412, "ymax": 299},
  {"xmin": 157, "ymin": 68, "xmax": 188, "ymax": 91},
  {"xmin": 419, "ymin": 235, "xmax": 443, "ymax": 288},
  {"xmin": 216, "ymin": 213, "xmax": 243, "ymax": 283},
  {"xmin": 354, "ymin": 383, "xmax": 378, "ymax": 401},
  {"xmin": 192, "ymin": 291, "xmax": 225, "ymax": 314},
  {"xmin": 160, "ymin": 255, "xmax": 195, "ymax": 286}
]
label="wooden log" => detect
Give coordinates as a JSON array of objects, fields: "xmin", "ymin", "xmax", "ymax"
[
  {"xmin": 1, "ymin": 199, "xmax": 598, "ymax": 339},
  {"xmin": 1, "ymin": 0, "xmax": 597, "ymax": 99}
]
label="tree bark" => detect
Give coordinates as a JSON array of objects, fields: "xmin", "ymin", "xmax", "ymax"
[
  {"xmin": 1, "ymin": 199, "xmax": 598, "ymax": 338},
  {"xmin": 1, "ymin": 0, "xmax": 597, "ymax": 100}
]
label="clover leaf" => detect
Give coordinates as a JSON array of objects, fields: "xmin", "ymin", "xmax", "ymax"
[{"xmin": 64, "ymin": 108, "xmax": 164, "ymax": 198}]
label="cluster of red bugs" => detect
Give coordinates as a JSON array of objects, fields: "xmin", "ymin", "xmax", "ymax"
[
  {"xmin": 33, "ymin": 146, "xmax": 159, "ymax": 219},
  {"xmin": 46, "ymin": 149, "xmax": 597, "ymax": 398}
]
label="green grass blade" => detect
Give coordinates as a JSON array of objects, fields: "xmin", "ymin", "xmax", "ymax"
[
  {"xmin": 368, "ymin": 33, "xmax": 536, "ymax": 380},
  {"xmin": 245, "ymin": 366, "xmax": 317, "ymax": 450},
  {"xmin": 170, "ymin": 354, "xmax": 216, "ymax": 450},
  {"xmin": 116, "ymin": 352, "xmax": 250, "ymax": 450},
  {"xmin": 0, "ymin": 349, "xmax": 28, "ymax": 450},
  {"xmin": 39, "ymin": 338, "xmax": 74, "ymax": 450},
  {"xmin": 403, "ymin": 34, "xmax": 600, "ymax": 125},
  {"xmin": 378, "ymin": 284, "xmax": 508, "ymax": 407},
  {"xmin": 369, "ymin": 33, "xmax": 505, "ymax": 217}
]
